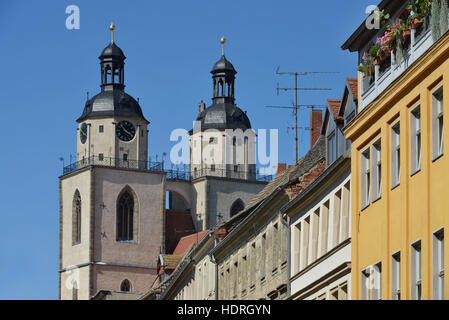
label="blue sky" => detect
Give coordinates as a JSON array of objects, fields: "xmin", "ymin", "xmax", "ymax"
[{"xmin": 0, "ymin": 0, "xmax": 373, "ymax": 299}]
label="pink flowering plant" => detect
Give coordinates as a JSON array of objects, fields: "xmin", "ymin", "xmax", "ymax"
[{"xmin": 377, "ymin": 25, "xmax": 400, "ymax": 56}]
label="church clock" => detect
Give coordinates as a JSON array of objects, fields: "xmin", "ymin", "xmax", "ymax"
[
  {"xmin": 116, "ymin": 120, "xmax": 136, "ymax": 142},
  {"xmin": 80, "ymin": 123, "xmax": 87, "ymax": 144}
]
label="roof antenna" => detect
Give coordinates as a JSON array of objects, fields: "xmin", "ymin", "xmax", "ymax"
[{"xmin": 86, "ymin": 91, "xmax": 89, "ymax": 100}]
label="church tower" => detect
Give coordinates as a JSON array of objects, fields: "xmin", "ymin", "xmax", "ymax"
[
  {"xmin": 188, "ymin": 38, "xmax": 266, "ymax": 230},
  {"xmin": 59, "ymin": 25, "xmax": 165, "ymax": 300}
]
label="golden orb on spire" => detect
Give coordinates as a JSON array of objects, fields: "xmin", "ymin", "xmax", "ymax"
[
  {"xmin": 220, "ymin": 37, "xmax": 226, "ymax": 55},
  {"xmin": 109, "ymin": 22, "xmax": 116, "ymax": 43}
]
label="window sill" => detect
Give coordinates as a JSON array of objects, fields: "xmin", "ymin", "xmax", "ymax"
[
  {"xmin": 410, "ymin": 168, "xmax": 421, "ymax": 177},
  {"xmin": 72, "ymin": 242, "xmax": 81, "ymax": 247},
  {"xmin": 361, "ymin": 202, "xmax": 370, "ymax": 212},
  {"xmin": 116, "ymin": 240, "xmax": 138, "ymax": 245},
  {"xmin": 390, "ymin": 182, "xmax": 400, "ymax": 191},
  {"xmin": 372, "ymin": 195, "xmax": 382, "ymax": 204},
  {"xmin": 432, "ymin": 153, "xmax": 444, "ymax": 163}
]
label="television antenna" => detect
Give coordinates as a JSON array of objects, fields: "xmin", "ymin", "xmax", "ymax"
[{"xmin": 267, "ymin": 67, "xmax": 338, "ymax": 162}]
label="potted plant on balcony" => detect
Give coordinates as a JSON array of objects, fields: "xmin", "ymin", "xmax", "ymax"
[
  {"xmin": 358, "ymin": 52, "xmax": 374, "ymax": 76},
  {"xmin": 399, "ymin": 20, "xmax": 412, "ymax": 41},
  {"xmin": 378, "ymin": 29, "xmax": 396, "ymax": 61},
  {"xmin": 407, "ymin": 0, "xmax": 432, "ymax": 29},
  {"xmin": 369, "ymin": 44, "xmax": 382, "ymax": 65}
]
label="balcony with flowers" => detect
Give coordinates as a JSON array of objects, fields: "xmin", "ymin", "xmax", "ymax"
[{"xmin": 348, "ymin": 0, "xmax": 449, "ymax": 111}]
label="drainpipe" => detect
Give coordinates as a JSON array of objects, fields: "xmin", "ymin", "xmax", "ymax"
[{"xmin": 280, "ymin": 212, "xmax": 291, "ymax": 299}]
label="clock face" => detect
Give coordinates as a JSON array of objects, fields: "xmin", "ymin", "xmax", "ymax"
[
  {"xmin": 80, "ymin": 123, "xmax": 87, "ymax": 144},
  {"xmin": 116, "ymin": 121, "xmax": 136, "ymax": 142}
]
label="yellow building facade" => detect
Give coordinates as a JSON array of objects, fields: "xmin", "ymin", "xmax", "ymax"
[{"xmin": 343, "ymin": 2, "xmax": 449, "ymax": 300}]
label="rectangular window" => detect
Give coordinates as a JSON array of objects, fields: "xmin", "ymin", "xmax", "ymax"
[
  {"xmin": 372, "ymin": 139, "xmax": 381, "ymax": 200},
  {"xmin": 320, "ymin": 201, "xmax": 329, "ymax": 256},
  {"xmin": 302, "ymin": 217, "xmax": 310, "ymax": 269},
  {"xmin": 392, "ymin": 252, "xmax": 401, "ymax": 300},
  {"xmin": 250, "ymin": 242, "xmax": 256, "ymax": 287},
  {"xmin": 328, "ymin": 131, "xmax": 335, "ymax": 164},
  {"xmin": 391, "ymin": 121, "xmax": 401, "ymax": 187},
  {"xmin": 99, "ymin": 153, "xmax": 104, "ymax": 161},
  {"xmin": 361, "ymin": 148, "xmax": 371, "ymax": 208},
  {"xmin": 272, "ymin": 223, "xmax": 279, "ymax": 271},
  {"xmin": 410, "ymin": 106, "xmax": 421, "ymax": 174},
  {"xmin": 432, "ymin": 87, "xmax": 444, "ymax": 159},
  {"xmin": 211, "ymin": 164, "xmax": 215, "ymax": 172},
  {"xmin": 361, "ymin": 268, "xmax": 370, "ymax": 300},
  {"xmin": 433, "ymin": 229, "xmax": 444, "ymax": 300},
  {"xmin": 342, "ymin": 181, "xmax": 351, "ymax": 240},
  {"xmin": 99, "ymin": 125, "xmax": 104, "ymax": 133},
  {"xmin": 332, "ymin": 190, "xmax": 341, "ymax": 246},
  {"xmin": 123, "ymin": 153, "xmax": 128, "ymax": 161},
  {"xmin": 311, "ymin": 208, "xmax": 320, "ymax": 262},
  {"xmin": 261, "ymin": 234, "xmax": 266, "ymax": 280},
  {"xmin": 294, "ymin": 223, "xmax": 301, "ymax": 273},
  {"xmin": 411, "ymin": 241, "xmax": 422, "ymax": 300},
  {"xmin": 373, "ymin": 262, "xmax": 382, "ymax": 300}
]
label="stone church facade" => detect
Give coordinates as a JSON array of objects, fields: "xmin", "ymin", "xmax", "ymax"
[{"xmin": 59, "ymin": 28, "xmax": 268, "ymax": 300}]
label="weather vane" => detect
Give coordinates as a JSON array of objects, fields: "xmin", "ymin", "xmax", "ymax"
[
  {"xmin": 109, "ymin": 22, "xmax": 116, "ymax": 43},
  {"xmin": 220, "ymin": 37, "xmax": 226, "ymax": 56}
]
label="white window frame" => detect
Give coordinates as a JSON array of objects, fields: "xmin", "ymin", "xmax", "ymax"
[
  {"xmin": 410, "ymin": 105, "xmax": 421, "ymax": 174},
  {"xmin": 391, "ymin": 251, "xmax": 401, "ymax": 300},
  {"xmin": 391, "ymin": 121, "xmax": 401, "ymax": 188},
  {"xmin": 372, "ymin": 139, "xmax": 382, "ymax": 201},
  {"xmin": 432, "ymin": 86, "xmax": 444, "ymax": 160},
  {"xmin": 361, "ymin": 148, "xmax": 371, "ymax": 209},
  {"xmin": 433, "ymin": 228, "xmax": 444, "ymax": 300},
  {"xmin": 411, "ymin": 240, "xmax": 422, "ymax": 300}
]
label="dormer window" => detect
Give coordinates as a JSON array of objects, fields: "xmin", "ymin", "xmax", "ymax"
[{"xmin": 327, "ymin": 131, "xmax": 336, "ymax": 165}]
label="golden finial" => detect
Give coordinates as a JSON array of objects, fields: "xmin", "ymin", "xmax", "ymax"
[
  {"xmin": 109, "ymin": 22, "xmax": 116, "ymax": 43},
  {"xmin": 220, "ymin": 37, "xmax": 226, "ymax": 56}
]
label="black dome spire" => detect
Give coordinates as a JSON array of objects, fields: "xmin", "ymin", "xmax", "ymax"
[
  {"xmin": 194, "ymin": 39, "xmax": 251, "ymax": 131},
  {"xmin": 77, "ymin": 24, "xmax": 147, "ymax": 123}
]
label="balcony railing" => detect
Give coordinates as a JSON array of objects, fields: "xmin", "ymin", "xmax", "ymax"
[
  {"xmin": 360, "ymin": 15, "xmax": 436, "ymax": 110},
  {"xmin": 62, "ymin": 156, "xmax": 273, "ymax": 183},
  {"xmin": 62, "ymin": 156, "xmax": 164, "ymax": 175}
]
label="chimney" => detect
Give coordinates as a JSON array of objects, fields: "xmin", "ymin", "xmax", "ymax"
[
  {"xmin": 276, "ymin": 163, "xmax": 287, "ymax": 176},
  {"xmin": 198, "ymin": 101, "xmax": 206, "ymax": 114},
  {"xmin": 214, "ymin": 228, "xmax": 227, "ymax": 241},
  {"xmin": 310, "ymin": 110, "xmax": 323, "ymax": 148}
]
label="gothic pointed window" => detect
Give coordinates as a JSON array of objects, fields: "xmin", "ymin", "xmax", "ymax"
[
  {"xmin": 72, "ymin": 190, "xmax": 81, "ymax": 245},
  {"xmin": 230, "ymin": 199, "xmax": 244, "ymax": 217},
  {"xmin": 120, "ymin": 279, "xmax": 131, "ymax": 292},
  {"xmin": 117, "ymin": 191, "xmax": 134, "ymax": 241}
]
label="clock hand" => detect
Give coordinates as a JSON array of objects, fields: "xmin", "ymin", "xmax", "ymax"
[{"xmin": 122, "ymin": 126, "xmax": 133, "ymax": 137}]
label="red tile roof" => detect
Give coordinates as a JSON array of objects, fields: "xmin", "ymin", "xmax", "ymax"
[
  {"xmin": 347, "ymin": 78, "xmax": 358, "ymax": 100},
  {"xmin": 327, "ymin": 99, "xmax": 343, "ymax": 121},
  {"xmin": 172, "ymin": 230, "xmax": 209, "ymax": 255}
]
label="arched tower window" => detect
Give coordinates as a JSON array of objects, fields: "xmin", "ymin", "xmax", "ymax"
[
  {"xmin": 117, "ymin": 190, "xmax": 135, "ymax": 241},
  {"xmin": 120, "ymin": 279, "xmax": 131, "ymax": 292},
  {"xmin": 218, "ymin": 80, "xmax": 224, "ymax": 97},
  {"xmin": 230, "ymin": 199, "xmax": 245, "ymax": 217},
  {"xmin": 72, "ymin": 190, "xmax": 81, "ymax": 245}
]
